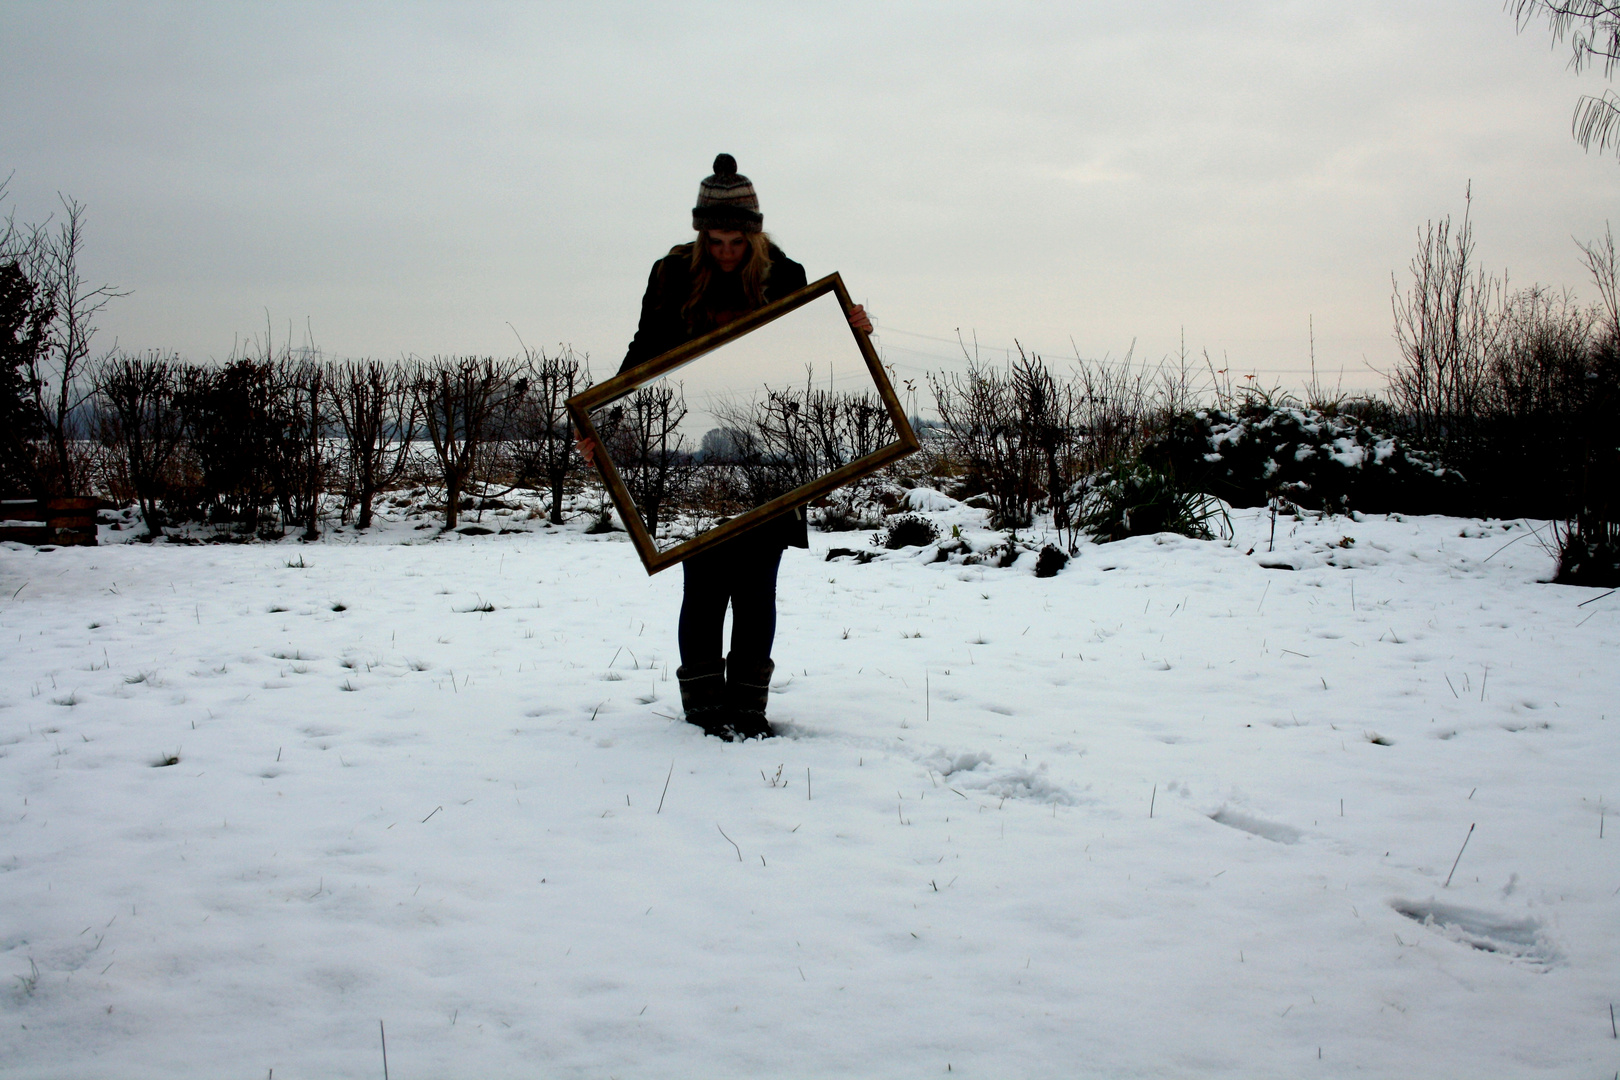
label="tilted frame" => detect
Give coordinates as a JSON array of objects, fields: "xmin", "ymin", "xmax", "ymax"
[{"xmin": 567, "ymin": 272, "xmax": 920, "ymax": 574}]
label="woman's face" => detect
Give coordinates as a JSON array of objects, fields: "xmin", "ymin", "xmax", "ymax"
[{"xmin": 706, "ymin": 230, "xmax": 748, "ymax": 272}]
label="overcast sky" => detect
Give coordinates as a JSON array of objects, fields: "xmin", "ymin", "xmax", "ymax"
[{"xmin": 3, "ymin": 1, "xmax": 1616, "ymax": 392}]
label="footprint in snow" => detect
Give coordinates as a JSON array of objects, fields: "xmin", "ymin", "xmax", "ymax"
[
  {"xmin": 1390, "ymin": 899, "xmax": 1555, "ymax": 966},
  {"xmin": 1209, "ymin": 806, "xmax": 1302, "ymax": 844},
  {"xmin": 925, "ymin": 750, "xmax": 1076, "ymax": 804}
]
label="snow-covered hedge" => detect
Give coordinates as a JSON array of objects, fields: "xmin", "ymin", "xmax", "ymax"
[{"xmin": 1148, "ymin": 404, "xmax": 1465, "ymax": 514}]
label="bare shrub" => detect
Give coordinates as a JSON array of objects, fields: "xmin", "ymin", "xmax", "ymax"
[
  {"xmin": 173, "ymin": 358, "xmax": 282, "ymax": 530},
  {"xmin": 709, "ymin": 375, "xmax": 897, "ymax": 511},
  {"xmin": 1578, "ymin": 222, "xmax": 1619, "ymax": 340},
  {"xmin": 1389, "ymin": 188, "xmax": 1504, "ymax": 455},
  {"xmin": 930, "ymin": 349, "xmax": 1091, "ymax": 533},
  {"xmin": 597, "ymin": 383, "xmax": 689, "ymax": 537},
  {"xmin": 1066, "ymin": 351, "xmax": 1160, "ymax": 475},
  {"xmin": 502, "ymin": 345, "xmax": 588, "ymax": 524},
  {"xmin": 1386, "ymin": 204, "xmax": 1620, "ymax": 532},
  {"xmin": 95, "ymin": 350, "xmax": 185, "ymax": 536},
  {"xmin": 928, "ymin": 358, "xmax": 1038, "ymax": 530},
  {"xmin": 413, "ymin": 356, "xmax": 518, "ymax": 531},
  {"xmin": 277, "ymin": 357, "xmax": 332, "ymax": 541},
  {"xmin": 326, "ymin": 359, "xmax": 419, "ymax": 529},
  {"xmin": 1557, "ymin": 222, "xmax": 1620, "ymax": 583}
]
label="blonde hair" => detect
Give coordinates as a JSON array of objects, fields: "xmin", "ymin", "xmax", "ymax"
[{"xmin": 677, "ymin": 231, "xmax": 774, "ymax": 332}]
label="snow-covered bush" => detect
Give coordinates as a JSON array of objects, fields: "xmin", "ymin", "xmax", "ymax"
[
  {"xmin": 1146, "ymin": 403, "xmax": 1463, "ymax": 515},
  {"xmin": 872, "ymin": 512, "xmax": 940, "ymax": 549}
]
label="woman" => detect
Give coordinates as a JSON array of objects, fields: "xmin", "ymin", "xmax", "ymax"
[{"xmin": 582, "ymin": 154, "xmax": 870, "ymax": 741}]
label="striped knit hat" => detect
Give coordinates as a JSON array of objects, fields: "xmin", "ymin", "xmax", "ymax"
[{"xmin": 692, "ymin": 154, "xmax": 763, "ymax": 233}]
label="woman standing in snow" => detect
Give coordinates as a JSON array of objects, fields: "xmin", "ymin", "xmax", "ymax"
[{"xmin": 581, "ymin": 154, "xmax": 870, "ymax": 741}]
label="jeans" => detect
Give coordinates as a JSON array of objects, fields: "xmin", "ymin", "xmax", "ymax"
[{"xmin": 678, "ymin": 542, "xmax": 783, "ymax": 667}]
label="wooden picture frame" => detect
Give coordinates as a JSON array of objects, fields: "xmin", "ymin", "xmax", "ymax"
[{"xmin": 566, "ymin": 272, "xmax": 920, "ymax": 574}]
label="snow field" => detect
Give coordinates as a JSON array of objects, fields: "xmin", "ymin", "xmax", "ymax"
[{"xmin": 1, "ymin": 505, "xmax": 1617, "ymax": 1078}]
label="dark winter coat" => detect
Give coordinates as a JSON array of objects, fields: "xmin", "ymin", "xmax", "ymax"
[
  {"xmin": 619, "ymin": 242, "xmax": 808, "ymax": 371},
  {"xmin": 619, "ymin": 243, "xmax": 810, "ymax": 550}
]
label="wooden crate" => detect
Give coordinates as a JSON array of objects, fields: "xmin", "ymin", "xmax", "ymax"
[{"xmin": 0, "ymin": 497, "xmax": 99, "ymax": 546}]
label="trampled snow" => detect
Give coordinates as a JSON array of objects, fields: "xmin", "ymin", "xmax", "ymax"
[{"xmin": 1, "ymin": 502, "xmax": 1616, "ymax": 1078}]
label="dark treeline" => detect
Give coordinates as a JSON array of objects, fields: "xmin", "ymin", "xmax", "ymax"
[
  {"xmin": 3, "ymin": 183, "xmax": 1615, "ymax": 583},
  {"xmin": 86, "ymin": 345, "xmax": 592, "ymax": 539}
]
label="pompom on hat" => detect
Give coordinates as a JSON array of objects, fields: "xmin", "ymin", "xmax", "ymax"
[{"xmin": 692, "ymin": 153, "xmax": 763, "ymax": 233}]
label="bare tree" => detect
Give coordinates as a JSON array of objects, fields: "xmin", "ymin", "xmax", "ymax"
[
  {"xmin": 95, "ymin": 350, "xmax": 185, "ymax": 536},
  {"xmin": 504, "ymin": 345, "xmax": 588, "ymax": 524},
  {"xmin": 174, "ymin": 358, "xmax": 277, "ymax": 528},
  {"xmin": 25, "ymin": 196, "xmax": 127, "ymax": 494},
  {"xmin": 326, "ymin": 359, "xmax": 418, "ymax": 529},
  {"xmin": 413, "ymin": 355, "xmax": 517, "ymax": 530},
  {"xmin": 1508, "ymin": 1, "xmax": 1620, "ymax": 160},
  {"xmin": 599, "ymin": 384, "xmax": 689, "ymax": 536},
  {"xmin": 1577, "ymin": 220, "xmax": 1619, "ymax": 342},
  {"xmin": 1389, "ymin": 188, "xmax": 1505, "ymax": 450},
  {"xmin": 705, "ymin": 373, "xmax": 898, "ymax": 523},
  {"xmin": 278, "ymin": 358, "xmax": 330, "ymax": 541}
]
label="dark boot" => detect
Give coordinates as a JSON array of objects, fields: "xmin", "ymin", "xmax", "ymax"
[
  {"xmin": 676, "ymin": 659, "xmax": 731, "ymax": 739},
  {"xmin": 726, "ymin": 653, "xmax": 775, "ymax": 740}
]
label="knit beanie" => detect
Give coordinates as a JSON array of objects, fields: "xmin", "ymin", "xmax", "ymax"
[{"xmin": 692, "ymin": 153, "xmax": 763, "ymax": 233}]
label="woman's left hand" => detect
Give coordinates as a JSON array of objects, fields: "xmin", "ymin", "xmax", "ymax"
[{"xmin": 847, "ymin": 304, "xmax": 873, "ymax": 334}]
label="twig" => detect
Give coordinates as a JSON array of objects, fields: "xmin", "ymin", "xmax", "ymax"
[
  {"xmin": 1482, "ymin": 524, "xmax": 1539, "ymax": 562},
  {"xmin": 421, "ymin": 805, "xmax": 442, "ymax": 823},
  {"xmin": 657, "ymin": 760, "xmax": 673, "ymax": 814},
  {"xmin": 717, "ymin": 823, "xmax": 741, "ymax": 861},
  {"xmin": 1578, "ymin": 587, "xmax": 1617, "ymax": 607},
  {"xmin": 1149, "ymin": 784, "xmax": 1156, "ymax": 819},
  {"xmin": 1444, "ymin": 823, "xmax": 1475, "ymax": 887},
  {"xmin": 380, "ymin": 1020, "xmax": 389, "ymax": 1080},
  {"xmin": 806, "ymin": 767, "xmax": 812, "ymax": 801}
]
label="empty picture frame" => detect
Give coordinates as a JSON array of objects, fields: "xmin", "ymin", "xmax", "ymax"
[{"xmin": 567, "ymin": 272, "xmax": 920, "ymax": 574}]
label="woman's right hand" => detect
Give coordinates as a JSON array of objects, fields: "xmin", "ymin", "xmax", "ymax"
[{"xmin": 576, "ymin": 435, "xmax": 598, "ymax": 467}]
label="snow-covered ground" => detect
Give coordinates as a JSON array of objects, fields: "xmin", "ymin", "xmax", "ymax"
[{"xmin": 2, "ymin": 499, "xmax": 1616, "ymax": 1079}]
